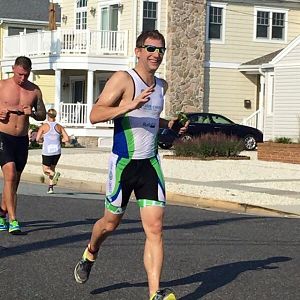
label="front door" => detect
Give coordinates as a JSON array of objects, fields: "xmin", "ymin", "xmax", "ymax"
[{"xmin": 71, "ymin": 79, "xmax": 85, "ymax": 104}]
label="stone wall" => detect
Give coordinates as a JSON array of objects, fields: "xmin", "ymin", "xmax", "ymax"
[
  {"xmin": 76, "ymin": 136, "xmax": 99, "ymax": 148},
  {"xmin": 165, "ymin": 0, "xmax": 206, "ymax": 117}
]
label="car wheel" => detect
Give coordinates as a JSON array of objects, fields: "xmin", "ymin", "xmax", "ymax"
[
  {"xmin": 244, "ymin": 135, "xmax": 257, "ymax": 151},
  {"xmin": 180, "ymin": 134, "xmax": 193, "ymax": 142},
  {"xmin": 158, "ymin": 143, "xmax": 173, "ymax": 150}
]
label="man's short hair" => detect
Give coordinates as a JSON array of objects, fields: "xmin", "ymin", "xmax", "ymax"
[
  {"xmin": 136, "ymin": 30, "xmax": 165, "ymax": 48},
  {"xmin": 47, "ymin": 108, "xmax": 57, "ymax": 118},
  {"xmin": 14, "ymin": 56, "xmax": 32, "ymax": 70}
]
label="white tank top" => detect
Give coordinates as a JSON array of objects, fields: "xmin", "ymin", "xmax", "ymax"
[
  {"xmin": 112, "ymin": 69, "xmax": 165, "ymax": 159},
  {"xmin": 42, "ymin": 122, "xmax": 61, "ymax": 156}
]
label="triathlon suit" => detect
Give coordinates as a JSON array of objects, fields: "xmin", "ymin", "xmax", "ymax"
[
  {"xmin": 105, "ymin": 69, "xmax": 166, "ymax": 214},
  {"xmin": 42, "ymin": 121, "xmax": 61, "ymax": 166},
  {"xmin": 0, "ymin": 132, "xmax": 29, "ymax": 172}
]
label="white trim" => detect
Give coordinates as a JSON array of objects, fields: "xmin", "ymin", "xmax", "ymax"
[
  {"xmin": 206, "ymin": 2, "xmax": 227, "ymax": 44},
  {"xmin": 205, "ymin": 61, "xmax": 240, "ymax": 69},
  {"xmin": 253, "ymin": 6, "xmax": 288, "ymax": 43},
  {"xmin": 99, "ymin": 0, "xmax": 120, "ymax": 6},
  {"xmin": 271, "ymin": 34, "xmax": 300, "ymax": 65},
  {"xmin": 0, "ymin": 18, "xmax": 48, "ymax": 25}
]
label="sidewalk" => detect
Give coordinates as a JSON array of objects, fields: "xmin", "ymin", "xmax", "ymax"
[{"xmin": 22, "ymin": 147, "xmax": 300, "ymax": 217}]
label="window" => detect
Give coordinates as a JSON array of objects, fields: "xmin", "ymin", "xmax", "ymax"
[
  {"xmin": 210, "ymin": 115, "xmax": 232, "ymax": 124},
  {"xmin": 207, "ymin": 3, "xmax": 226, "ymax": 42},
  {"xmin": 255, "ymin": 8, "xmax": 287, "ymax": 41},
  {"xmin": 143, "ymin": 1, "xmax": 157, "ymax": 31},
  {"xmin": 8, "ymin": 27, "xmax": 38, "ymax": 36},
  {"xmin": 100, "ymin": 5, "xmax": 119, "ymax": 31},
  {"xmin": 76, "ymin": 0, "xmax": 87, "ymax": 29},
  {"xmin": 209, "ymin": 6, "xmax": 222, "ymax": 39}
]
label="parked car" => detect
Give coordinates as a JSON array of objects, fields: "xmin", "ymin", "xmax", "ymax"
[{"xmin": 158, "ymin": 112, "xmax": 263, "ymax": 151}]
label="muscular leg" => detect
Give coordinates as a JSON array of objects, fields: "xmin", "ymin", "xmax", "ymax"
[
  {"xmin": 140, "ymin": 206, "xmax": 164, "ymax": 297},
  {"xmin": 1, "ymin": 162, "xmax": 19, "ymax": 221},
  {"xmin": 89, "ymin": 208, "xmax": 123, "ymax": 253}
]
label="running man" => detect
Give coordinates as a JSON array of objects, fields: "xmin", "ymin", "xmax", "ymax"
[
  {"xmin": 0, "ymin": 56, "xmax": 46, "ymax": 234},
  {"xmin": 74, "ymin": 30, "xmax": 188, "ymax": 300},
  {"xmin": 36, "ymin": 108, "xmax": 69, "ymax": 194}
]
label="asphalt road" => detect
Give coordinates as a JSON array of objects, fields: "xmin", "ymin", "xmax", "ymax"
[{"xmin": 0, "ymin": 181, "xmax": 299, "ymax": 300}]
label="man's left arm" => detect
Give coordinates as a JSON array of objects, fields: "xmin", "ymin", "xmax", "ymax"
[{"xmin": 32, "ymin": 88, "xmax": 46, "ymax": 121}]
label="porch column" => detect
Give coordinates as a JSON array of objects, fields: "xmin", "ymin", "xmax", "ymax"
[
  {"xmin": 258, "ymin": 75, "xmax": 265, "ymax": 132},
  {"xmin": 54, "ymin": 69, "xmax": 62, "ymax": 121},
  {"xmin": 28, "ymin": 72, "xmax": 34, "ymax": 82},
  {"xmin": 85, "ymin": 70, "xmax": 94, "ymax": 128}
]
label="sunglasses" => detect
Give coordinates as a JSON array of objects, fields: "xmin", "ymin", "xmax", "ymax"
[{"xmin": 141, "ymin": 45, "xmax": 166, "ymax": 54}]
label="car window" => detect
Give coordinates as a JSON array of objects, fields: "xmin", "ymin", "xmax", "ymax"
[
  {"xmin": 190, "ymin": 115, "xmax": 210, "ymax": 124},
  {"xmin": 211, "ymin": 115, "xmax": 232, "ymax": 124}
]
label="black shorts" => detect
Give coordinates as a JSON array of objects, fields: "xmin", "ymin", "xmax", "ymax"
[
  {"xmin": 42, "ymin": 154, "xmax": 61, "ymax": 167},
  {"xmin": 0, "ymin": 132, "xmax": 29, "ymax": 172}
]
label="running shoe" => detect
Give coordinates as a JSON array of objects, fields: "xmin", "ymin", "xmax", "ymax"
[
  {"xmin": 150, "ymin": 288, "xmax": 177, "ymax": 300},
  {"xmin": 52, "ymin": 172, "xmax": 61, "ymax": 185},
  {"xmin": 0, "ymin": 216, "xmax": 8, "ymax": 231},
  {"xmin": 74, "ymin": 248, "xmax": 95, "ymax": 284},
  {"xmin": 47, "ymin": 186, "xmax": 54, "ymax": 194},
  {"xmin": 9, "ymin": 219, "xmax": 21, "ymax": 234}
]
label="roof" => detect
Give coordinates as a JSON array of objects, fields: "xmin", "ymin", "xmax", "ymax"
[
  {"xmin": 240, "ymin": 49, "xmax": 283, "ymax": 66},
  {"xmin": 0, "ymin": 0, "xmax": 61, "ymax": 22}
]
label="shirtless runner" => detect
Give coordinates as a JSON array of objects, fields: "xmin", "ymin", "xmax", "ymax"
[{"xmin": 0, "ymin": 56, "xmax": 46, "ymax": 234}]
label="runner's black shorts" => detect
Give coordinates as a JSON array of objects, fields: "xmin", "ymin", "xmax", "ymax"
[
  {"xmin": 0, "ymin": 132, "xmax": 29, "ymax": 172},
  {"xmin": 42, "ymin": 154, "xmax": 61, "ymax": 167}
]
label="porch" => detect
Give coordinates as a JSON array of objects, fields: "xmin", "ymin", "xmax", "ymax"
[{"xmin": 3, "ymin": 28, "xmax": 129, "ymax": 58}]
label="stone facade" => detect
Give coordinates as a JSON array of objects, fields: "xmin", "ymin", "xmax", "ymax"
[{"xmin": 165, "ymin": 0, "xmax": 206, "ymax": 117}]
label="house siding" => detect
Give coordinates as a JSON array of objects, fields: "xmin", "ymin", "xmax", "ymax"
[
  {"xmin": 206, "ymin": 1, "xmax": 300, "ymax": 127},
  {"xmin": 208, "ymin": 3, "xmax": 300, "ymax": 63},
  {"xmin": 34, "ymin": 75, "xmax": 56, "ymax": 106},
  {"xmin": 204, "ymin": 67, "xmax": 257, "ymax": 123},
  {"xmin": 272, "ymin": 67, "xmax": 300, "ymax": 141}
]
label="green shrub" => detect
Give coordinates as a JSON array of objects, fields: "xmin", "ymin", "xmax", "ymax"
[
  {"xmin": 274, "ymin": 137, "xmax": 293, "ymax": 144},
  {"xmin": 29, "ymin": 123, "xmax": 39, "ymax": 131},
  {"xmin": 173, "ymin": 133, "xmax": 244, "ymax": 157}
]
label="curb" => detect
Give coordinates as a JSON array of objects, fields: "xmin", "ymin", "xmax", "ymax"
[{"xmin": 20, "ymin": 172, "xmax": 300, "ymax": 218}]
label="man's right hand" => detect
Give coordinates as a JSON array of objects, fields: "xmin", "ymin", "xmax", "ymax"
[
  {"xmin": 0, "ymin": 108, "xmax": 9, "ymax": 121},
  {"xmin": 129, "ymin": 84, "xmax": 154, "ymax": 111}
]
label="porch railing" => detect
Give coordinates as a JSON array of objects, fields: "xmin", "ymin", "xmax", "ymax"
[
  {"xmin": 59, "ymin": 103, "xmax": 114, "ymax": 128},
  {"xmin": 3, "ymin": 29, "xmax": 128, "ymax": 58},
  {"xmin": 242, "ymin": 108, "xmax": 263, "ymax": 130}
]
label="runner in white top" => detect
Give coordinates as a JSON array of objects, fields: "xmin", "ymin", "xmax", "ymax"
[
  {"xmin": 36, "ymin": 109, "xmax": 69, "ymax": 193},
  {"xmin": 74, "ymin": 30, "xmax": 188, "ymax": 300}
]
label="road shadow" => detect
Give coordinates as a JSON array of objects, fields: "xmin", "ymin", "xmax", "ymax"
[
  {"xmin": 0, "ymin": 216, "xmax": 261, "ymax": 258},
  {"xmin": 90, "ymin": 256, "xmax": 292, "ymax": 299}
]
